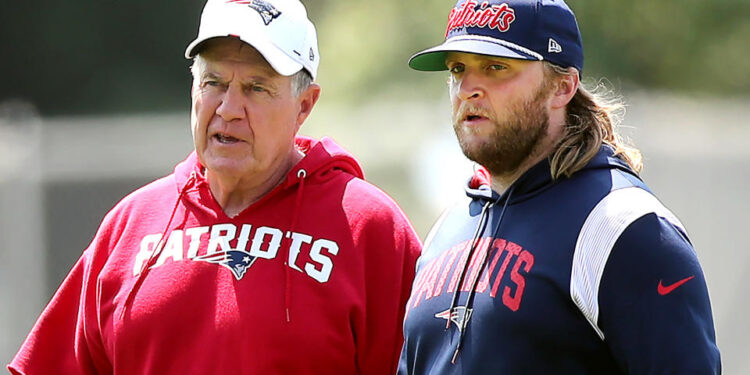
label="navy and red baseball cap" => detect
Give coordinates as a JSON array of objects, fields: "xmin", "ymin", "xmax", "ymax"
[{"xmin": 409, "ymin": 0, "xmax": 583, "ymax": 73}]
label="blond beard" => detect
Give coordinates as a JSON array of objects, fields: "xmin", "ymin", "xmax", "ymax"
[{"xmin": 452, "ymin": 81, "xmax": 552, "ymax": 176}]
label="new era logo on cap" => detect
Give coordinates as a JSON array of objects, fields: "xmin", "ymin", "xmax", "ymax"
[
  {"xmin": 408, "ymin": 0, "xmax": 584, "ymax": 74},
  {"xmin": 548, "ymin": 38, "xmax": 562, "ymax": 53}
]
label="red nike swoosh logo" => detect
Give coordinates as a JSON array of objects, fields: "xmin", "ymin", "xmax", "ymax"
[{"xmin": 657, "ymin": 275, "xmax": 695, "ymax": 295}]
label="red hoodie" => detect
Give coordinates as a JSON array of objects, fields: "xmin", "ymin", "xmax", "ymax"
[{"xmin": 9, "ymin": 136, "xmax": 422, "ymax": 375}]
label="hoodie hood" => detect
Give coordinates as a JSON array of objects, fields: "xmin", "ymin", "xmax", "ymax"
[
  {"xmin": 174, "ymin": 135, "xmax": 365, "ymax": 194},
  {"xmin": 465, "ymin": 145, "xmax": 638, "ymax": 203}
]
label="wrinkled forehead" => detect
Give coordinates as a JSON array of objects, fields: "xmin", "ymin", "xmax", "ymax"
[{"xmin": 197, "ymin": 37, "xmax": 278, "ymax": 76}]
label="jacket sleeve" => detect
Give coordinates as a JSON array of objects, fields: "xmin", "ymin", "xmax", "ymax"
[
  {"xmin": 354, "ymin": 205, "xmax": 422, "ymax": 375},
  {"xmin": 7, "ymin": 251, "xmax": 100, "ymax": 375},
  {"xmin": 596, "ymin": 214, "xmax": 721, "ymax": 374}
]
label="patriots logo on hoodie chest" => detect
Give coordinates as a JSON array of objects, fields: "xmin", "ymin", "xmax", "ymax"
[{"xmin": 132, "ymin": 222, "xmax": 340, "ymax": 283}]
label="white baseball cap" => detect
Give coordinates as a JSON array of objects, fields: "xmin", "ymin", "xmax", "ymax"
[{"xmin": 185, "ymin": 0, "xmax": 319, "ymax": 80}]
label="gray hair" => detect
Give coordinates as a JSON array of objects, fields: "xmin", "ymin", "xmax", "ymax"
[
  {"xmin": 190, "ymin": 54, "xmax": 313, "ymax": 97},
  {"xmin": 289, "ymin": 69, "xmax": 313, "ymax": 97}
]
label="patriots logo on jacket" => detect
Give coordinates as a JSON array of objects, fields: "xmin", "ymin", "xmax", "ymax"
[
  {"xmin": 435, "ymin": 306, "xmax": 473, "ymax": 332},
  {"xmin": 195, "ymin": 250, "xmax": 258, "ymax": 280}
]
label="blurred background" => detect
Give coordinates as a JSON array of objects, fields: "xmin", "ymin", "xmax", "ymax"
[{"xmin": 1, "ymin": 0, "xmax": 748, "ymax": 372}]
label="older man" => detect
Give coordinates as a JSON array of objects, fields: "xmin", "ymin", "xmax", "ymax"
[
  {"xmin": 9, "ymin": 1, "xmax": 421, "ymax": 374},
  {"xmin": 398, "ymin": 0, "xmax": 720, "ymax": 374}
]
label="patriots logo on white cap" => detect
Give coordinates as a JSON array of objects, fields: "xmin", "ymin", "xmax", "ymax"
[
  {"xmin": 195, "ymin": 250, "xmax": 258, "ymax": 280},
  {"xmin": 227, "ymin": 0, "xmax": 281, "ymax": 25},
  {"xmin": 249, "ymin": 0, "xmax": 281, "ymax": 25}
]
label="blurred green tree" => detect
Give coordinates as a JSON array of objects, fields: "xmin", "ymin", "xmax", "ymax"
[{"xmin": 0, "ymin": 0, "xmax": 746, "ymax": 115}]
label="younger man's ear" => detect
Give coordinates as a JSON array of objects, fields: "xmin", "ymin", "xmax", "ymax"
[{"xmin": 550, "ymin": 72, "xmax": 579, "ymax": 109}]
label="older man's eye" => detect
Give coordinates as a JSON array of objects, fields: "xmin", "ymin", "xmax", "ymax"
[
  {"xmin": 488, "ymin": 64, "xmax": 507, "ymax": 71},
  {"xmin": 202, "ymin": 80, "xmax": 221, "ymax": 88}
]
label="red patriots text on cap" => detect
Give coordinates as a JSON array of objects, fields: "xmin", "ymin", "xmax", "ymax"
[{"xmin": 445, "ymin": 0, "xmax": 516, "ymax": 37}]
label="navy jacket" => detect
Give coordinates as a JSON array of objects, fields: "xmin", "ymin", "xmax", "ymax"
[{"xmin": 398, "ymin": 146, "xmax": 721, "ymax": 374}]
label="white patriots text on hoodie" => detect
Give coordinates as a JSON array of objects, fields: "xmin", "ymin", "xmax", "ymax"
[{"xmin": 10, "ymin": 136, "xmax": 422, "ymax": 375}]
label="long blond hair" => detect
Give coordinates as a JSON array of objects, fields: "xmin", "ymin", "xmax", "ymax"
[{"xmin": 545, "ymin": 63, "xmax": 642, "ymax": 179}]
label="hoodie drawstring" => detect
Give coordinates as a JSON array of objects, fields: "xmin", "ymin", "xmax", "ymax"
[
  {"xmin": 119, "ymin": 172, "xmax": 197, "ymax": 320},
  {"xmin": 284, "ymin": 168, "xmax": 306, "ymax": 323},
  {"xmin": 445, "ymin": 200, "xmax": 493, "ymax": 330},
  {"xmin": 450, "ymin": 186, "xmax": 515, "ymax": 364}
]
